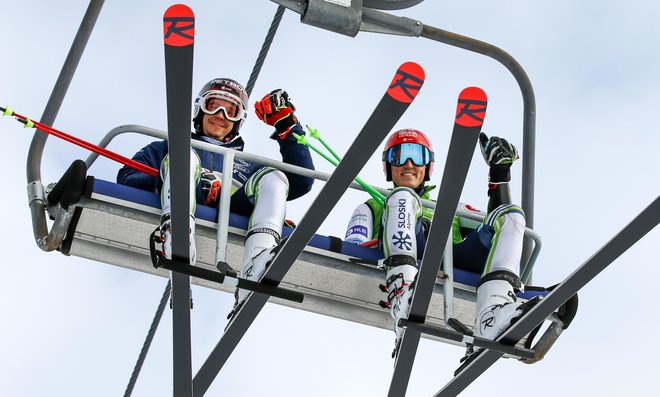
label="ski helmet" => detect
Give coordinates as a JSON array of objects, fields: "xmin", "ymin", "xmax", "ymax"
[
  {"xmin": 382, "ymin": 128, "xmax": 435, "ymax": 182},
  {"xmin": 192, "ymin": 78, "xmax": 248, "ymax": 141}
]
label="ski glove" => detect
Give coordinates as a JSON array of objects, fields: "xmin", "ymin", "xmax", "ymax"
[
  {"xmin": 254, "ymin": 89, "xmax": 299, "ymax": 139},
  {"xmin": 479, "ymin": 132, "xmax": 519, "ymax": 183},
  {"xmin": 200, "ymin": 169, "xmax": 222, "ymax": 206}
]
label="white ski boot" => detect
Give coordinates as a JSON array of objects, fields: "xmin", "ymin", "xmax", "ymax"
[
  {"xmin": 383, "ymin": 255, "xmax": 418, "ymax": 359},
  {"xmin": 457, "ymin": 271, "xmax": 530, "ymax": 372},
  {"xmin": 474, "ymin": 272, "xmax": 525, "ymax": 340},
  {"xmin": 227, "ymin": 230, "xmax": 280, "ymax": 319},
  {"xmin": 159, "ymin": 213, "xmax": 197, "ymax": 265}
]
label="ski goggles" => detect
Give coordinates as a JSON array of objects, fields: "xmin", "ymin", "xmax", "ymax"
[
  {"xmin": 383, "ymin": 143, "xmax": 434, "ymax": 166},
  {"xmin": 197, "ymin": 91, "xmax": 247, "ymax": 122}
]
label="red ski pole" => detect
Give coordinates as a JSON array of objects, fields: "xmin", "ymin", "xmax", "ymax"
[{"xmin": 2, "ymin": 106, "xmax": 158, "ymax": 177}]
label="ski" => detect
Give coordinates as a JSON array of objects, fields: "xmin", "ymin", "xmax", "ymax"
[
  {"xmin": 436, "ymin": 194, "xmax": 660, "ymax": 396},
  {"xmin": 192, "ymin": 62, "xmax": 426, "ymax": 395},
  {"xmin": 388, "ymin": 87, "xmax": 487, "ymax": 397},
  {"xmin": 163, "ymin": 4, "xmax": 195, "ymax": 397}
]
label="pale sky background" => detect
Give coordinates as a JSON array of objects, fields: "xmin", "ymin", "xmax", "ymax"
[{"xmin": 1, "ymin": 1, "xmax": 659, "ymax": 396}]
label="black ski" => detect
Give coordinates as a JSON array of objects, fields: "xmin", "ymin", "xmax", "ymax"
[
  {"xmin": 163, "ymin": 4, "xmax": 195, "ymax": 397},
  {"xmin": 388, "ymin": 87, "xmax": 488, "ymax": 397},
  {"xmin": 436, "ymin": 195, "xmax": 660, "ymax": 396},
  {"xmin": 193, "ymin": 62, "xmax": 426, "ymax": 395}
]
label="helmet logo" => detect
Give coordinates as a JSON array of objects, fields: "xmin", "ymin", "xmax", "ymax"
[
  {"xmin": 207, "ymin": 79, "xmax": 244, "ymax": 95},
  {"xmin": 397, "ymin": 129, "xmax": 418, "ymax": 140}
]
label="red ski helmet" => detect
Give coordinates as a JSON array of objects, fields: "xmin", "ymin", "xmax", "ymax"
[
  {"xmin": 382, "ymin": 128, "xmax": 435, "ymax": 182},
  {"xmin": 193, "ymin": 78, "xmax": 248, "ymax": 141}
]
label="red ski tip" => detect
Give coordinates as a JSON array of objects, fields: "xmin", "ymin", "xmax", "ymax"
[
  {"xmin": 163, "ymin": 4, "xmax": 195, "ymax": 47},
  {"xmin": 387, "ymin": 62, "xmax": 425, "ymax": 104},
  {"xmin": 455, "ymin": 86, "xmax": 488, "ymax": 127}
]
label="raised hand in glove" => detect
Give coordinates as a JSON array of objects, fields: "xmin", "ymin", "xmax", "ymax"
[
  {"xmin": 478, "ymin": 132, "xmax": 519, "ymax": 183},
  {"xmin": 254, "ymin": 89, "xmax": 299, "ymax": 139},
  {"xmin": 200, "ymin": 169, "xmax": 222, "ymax": 206}
]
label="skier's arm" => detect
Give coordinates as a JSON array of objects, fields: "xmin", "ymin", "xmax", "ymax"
[
  {"xmin": 273, "ymin": 124, "xmax": 314, "ymax": 200},
  {"xmin": 117, "ymin": 141, "xmax": 166, "ymax": 192},
  {"xmin": 478, "ymin": 133, "xmax": 518, "ymax": 213},
  {"xmin": 487, "ymin": 166, "xmax": 512, "ymax": 212},
  {"xmin": 254, "ymin": 89, "xmax": 315, "ymax": 200},
  {"xmin": 344, "ymin": 202, "xmax": 374, "ymax": 245}
]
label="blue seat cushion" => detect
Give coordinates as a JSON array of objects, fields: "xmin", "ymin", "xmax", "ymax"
[{"xmin": 92, "ymin": 178, "xmax": 547, "ymax": 298}]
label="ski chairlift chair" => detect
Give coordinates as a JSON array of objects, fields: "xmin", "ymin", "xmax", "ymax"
[{"xmin": 48, "ymin": 124, "xmax": 576, "ymax": 364}]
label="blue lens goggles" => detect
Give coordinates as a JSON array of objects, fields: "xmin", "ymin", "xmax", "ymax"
[{"xmin": 383, "ymin": 143, "xmax": 434, "ymax": 166}]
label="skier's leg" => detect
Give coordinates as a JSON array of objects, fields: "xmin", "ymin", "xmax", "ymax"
[
  {"xmin": 230, "ymin": 167, "xmax": 289, "ymax": 313},
  {"xmin": 474, "ymin": 204, "xmax": 527, "ymax": 335},
  {"xmin": 452, "ymin": 204, "xmax": 529, "ymax": 368},
  {"xmin": 159, "ymin": 150, "xmax": 201, "ymax": 264},
  {"xmin": 481, "ymin": 203, "xmax": 526, "ymax": 277},
  {"xmin": 381, "ymin": 187, "xmax": 422, "ymax": 357}
]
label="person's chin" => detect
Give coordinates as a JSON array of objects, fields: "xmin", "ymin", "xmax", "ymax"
[{"xmin": 207, "ymin": 131, "xmax": 227, "ymax": 140}]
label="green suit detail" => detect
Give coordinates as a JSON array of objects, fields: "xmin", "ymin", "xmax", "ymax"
[{"xmin": 365, "ymin": 185, "xmax": 463, "ymax": 245}]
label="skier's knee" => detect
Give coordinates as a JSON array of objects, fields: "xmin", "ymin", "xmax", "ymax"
[
  {"xmin": 384, "ymin": 187, "xmax": 422, "ymax": 225},
  {"xmin": 260, "ymin": 168, "xmax": 289, "ymax": 189},
  {"xmin": 246, "ymin": 167, "xmax": 289, "ymax": 199},
  {"xmin": 386, "ymin": 186, "xmax": 418, "ymax": 200},
  {"xmin": 486, "ymin": 204, "xmax": 526, "ymax": 232},
  {"xmin": 385, "ymin": 187, "xmax": 421, "ymax": 209}
]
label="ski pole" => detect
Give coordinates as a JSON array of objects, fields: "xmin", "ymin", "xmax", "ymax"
[
  {"xmin": 1, "ymin": 106, "xmax": 158, "ymax": 177},
  {"xmin": 306, "ymin": 124, "xmax": 343, "ymax": 164},
  {"xmin": 293, "ymin": 130, "xmax": 385, "ymax": 205},
  {"xmin": 305, "ymin": 125, "xmax": 387, "ymax": 204},
  {"xmin": 302, "ymin": 126, "xmax": 437, "ymax": 220}
]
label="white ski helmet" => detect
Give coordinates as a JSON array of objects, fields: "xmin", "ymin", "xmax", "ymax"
[{"xmin": 192, "ymin": 78, "xmax": 248, "ymax": 141}]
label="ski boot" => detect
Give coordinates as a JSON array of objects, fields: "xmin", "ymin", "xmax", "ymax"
[
  {"xmin": 382, "ymin": 255, "xmax": 418, "ymax": 359},
  {"xmin": 227, "ymin": 230, "xmax": 280, "ymax": 320},
  {"xmin": 456, "ymin": 271, "xmax": 538, "ymax": 374},
  {"xmin": 157, "ymin": 213, "xmax": 197, "ymax": 265}
]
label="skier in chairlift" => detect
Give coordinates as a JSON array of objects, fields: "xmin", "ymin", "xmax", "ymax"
[
  {"xmin": 345, "ymin": 128, "xmax": 528, "ymax": 361},
  {"xmin": 117, "ymin": 79, "xmax": 314, "ymax": 318}
]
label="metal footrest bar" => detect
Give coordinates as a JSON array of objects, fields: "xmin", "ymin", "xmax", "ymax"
[
  {"xmin": 398, "ymin": 319, "xmax": 535, "ymax": 360},
  {"xmin": 155, "ymin": 258, "xmax": 304, "ymax": 303}
]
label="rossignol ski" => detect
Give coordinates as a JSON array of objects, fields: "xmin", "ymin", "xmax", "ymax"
[
  {"xmin": 193, "ymin": 62, "xmax": 426, "ymax": 396},
  {"xmin": 163, "ymin": 4, "xmax": 195, "ymax": 396},
  {"xmin": 388, "ymin": 87, "xmax": 488, "ymax": 397},
  {"xmin": 437, "ymin": 195, "xmax": 660, "ymax": 396}
]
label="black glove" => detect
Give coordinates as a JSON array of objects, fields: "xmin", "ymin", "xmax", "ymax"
[
  {"xmin": 478, "ymin": 132, "xmax": 519, "ymax": 183},
  {"xmin": 254, "ymin": 89, "xmax": 299, "ymax": 139},
  {"xmin": 200, "ymin": 169, "xmax": 221, "ymax": 206}
]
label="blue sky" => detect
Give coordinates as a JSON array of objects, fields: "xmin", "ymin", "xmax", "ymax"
[{"xmin": 1, "ymin": 1, "xmax": 659, "ymax": 396}]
